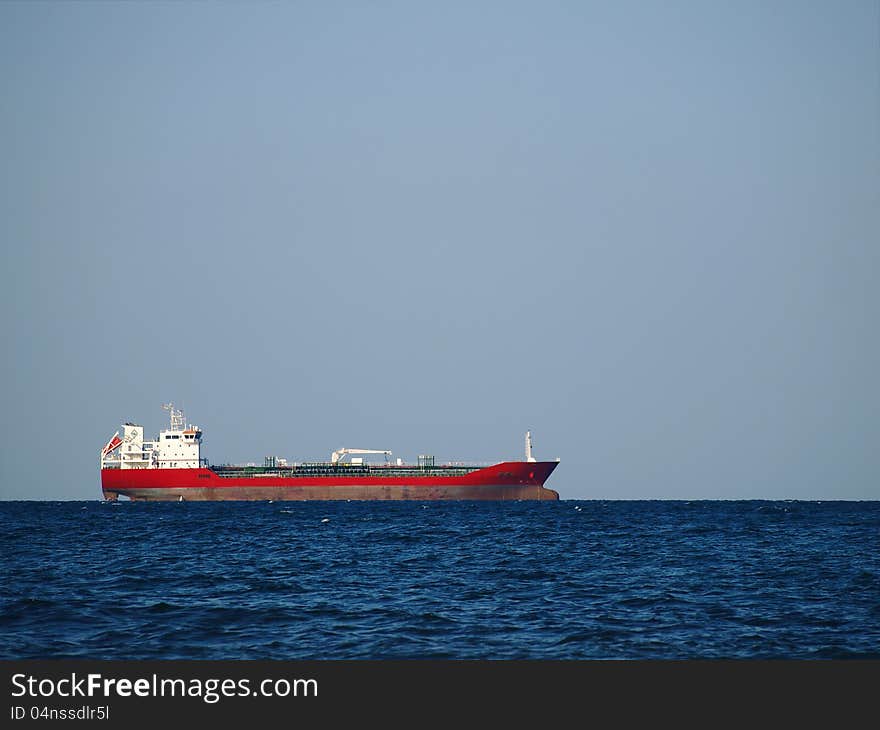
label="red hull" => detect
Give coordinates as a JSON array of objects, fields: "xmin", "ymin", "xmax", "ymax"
[{"xmin": 101, "ymin": 462, "xmax": 559, "ymax": 501}]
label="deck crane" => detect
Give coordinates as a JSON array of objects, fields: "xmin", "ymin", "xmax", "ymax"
[{"xmin": 331, "ymin": 448, "xmax": 392, "ymax": 464}]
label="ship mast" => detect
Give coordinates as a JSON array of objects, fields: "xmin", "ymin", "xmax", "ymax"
[
  {"xmin": 162, "ymin": 402, "xmax": 185, "ymax": 431},
  {"xmin": 526, "ymin": 431, "xmax": 537, "ymax": 462}
]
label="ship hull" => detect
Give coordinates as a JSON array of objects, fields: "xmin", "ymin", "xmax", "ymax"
[{"xmin": 101, "ymin": 462, "xmax": 559, "ymax": 501}]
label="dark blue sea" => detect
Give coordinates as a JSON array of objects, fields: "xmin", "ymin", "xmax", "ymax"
[{"xmin": 1, "ymin": 501, "xmax": 878, "ymax": 659}]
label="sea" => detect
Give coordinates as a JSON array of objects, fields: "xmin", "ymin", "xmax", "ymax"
[{"xmin": 1, "ymin": 500, "xmax": 878, "ymax": 660}]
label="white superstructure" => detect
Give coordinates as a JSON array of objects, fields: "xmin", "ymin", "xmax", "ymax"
[{"xmin": 100, "ymin": 403, "xmax": 202, "ymax": 469}]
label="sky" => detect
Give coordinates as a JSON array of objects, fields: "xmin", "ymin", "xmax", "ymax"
[{"xmin": 1, "ymin": 1, "xmax": 877, "ymax": 500}]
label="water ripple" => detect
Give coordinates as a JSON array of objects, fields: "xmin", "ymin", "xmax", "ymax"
[{"xmin": 1, "ymin": 500, "xmax": 878, "ymax": 659}]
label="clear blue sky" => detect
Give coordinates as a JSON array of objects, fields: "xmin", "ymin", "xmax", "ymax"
[{"xmin": 2, "ymin": 1, "xmax": 878, "ymax": 499}]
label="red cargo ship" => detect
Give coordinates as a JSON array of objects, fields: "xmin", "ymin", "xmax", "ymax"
[{"xmin": 100, "ymin": 405, "xmax": 560, "ymax": 501}]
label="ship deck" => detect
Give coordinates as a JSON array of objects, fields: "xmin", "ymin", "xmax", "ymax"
[{"xmin": 209, "ymin": 463, "xmax": 482, "ymax": 479}]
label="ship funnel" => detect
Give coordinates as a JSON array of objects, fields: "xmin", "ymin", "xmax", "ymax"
[{"xmin": 526, "ymin": 431, "xmax": 537, "ymax": 462}]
